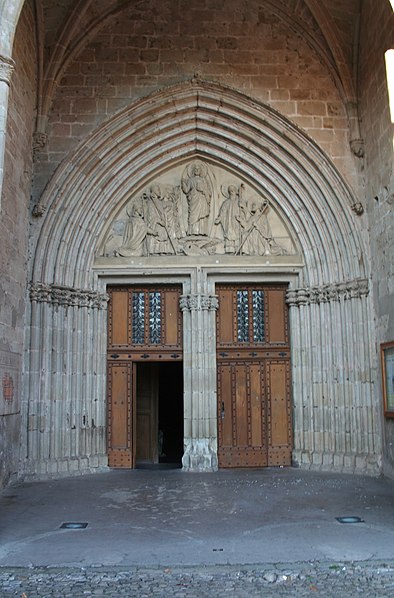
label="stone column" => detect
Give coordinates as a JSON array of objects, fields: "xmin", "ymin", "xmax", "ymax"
[
  {"xmin": 22, "ymin": 283, "xmax": 108, "ymax": 477},
  {"xmin": 0, "ymin": 54, "xmax": 15, "ymax": 203},
  {"xmin": 287, "ymin": 279, "xmax": 380, "ymax": 474},
  {"xmin": 180, "ymin": 292, "xmax": 219, "ymax": 471}
]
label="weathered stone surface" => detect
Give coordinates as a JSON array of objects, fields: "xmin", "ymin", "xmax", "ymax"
[{"xmin": 0, "ymin": 0, "xmax": 392, "ymax": 485}]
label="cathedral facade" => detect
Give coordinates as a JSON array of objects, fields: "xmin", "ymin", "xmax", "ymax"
[{"xmin": 0, "ymin": 0, "xmax": 393, "ymax": 487}]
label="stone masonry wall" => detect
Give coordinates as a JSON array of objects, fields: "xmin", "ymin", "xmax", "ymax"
[
  {"xmin": 0, "ymin": 0, "xmax": 36, "ymax": 489},
  {"xmin": 33, "ymin": 0, "xmax": 360, "ymax": 203},
  {"xmin": 359, "ymin": 0, "xmax": 394, "ymax": 475}
]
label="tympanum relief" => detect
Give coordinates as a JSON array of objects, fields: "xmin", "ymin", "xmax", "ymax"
[{"xmin": 100, "ymin": 161, "xmax": 297, "ymax": 258}]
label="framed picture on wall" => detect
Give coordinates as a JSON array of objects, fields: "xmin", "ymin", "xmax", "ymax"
[{"xmin": 381, "ymin": 341, "xmax": 394, "ymax": 418}]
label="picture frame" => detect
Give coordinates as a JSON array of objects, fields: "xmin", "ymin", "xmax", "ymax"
[{"xmin": 381, "ymin": 341, "xmax": 394, "ymax": 418}]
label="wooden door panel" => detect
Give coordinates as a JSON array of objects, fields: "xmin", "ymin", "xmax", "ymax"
[
  {"xmin": 110, "ymin": 290, "xmax": 130, "ymax": 346},
  {"xmin": 107, "ymin": 362, "xmax": 133, "ymax": 468},
  {"xmin": 218, "ymin": 362, "xmax": 268, "ymax": 468},
  {"xmin": 267, "ymin": 289, "xmax": 286, "ymax": 344},
  {"xmin": 235, "ymin": 364, "xmax": 248, "ymax": 446},
  {"xmin": 250, "ymin": 364, "xmax": 263, "ymax": 447},
  {"xmin": 165, "ymin": 290, "xmax": 180, "ymax": 346},
  {"xmin": 267, "ymin": 361, "xmax": 292, "ymax": 466},
  {"xmin": 217, "ymin": 288, "xmax": 234, "ymax": 344},
  {"xmin": 216, "ymin": 284, "xmax": 291, "ymax": 469}
]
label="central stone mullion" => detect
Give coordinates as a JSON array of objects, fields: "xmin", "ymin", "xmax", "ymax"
[{"xmin": 180, "ymin": 281, "xmax": 219, "ymax": 472}]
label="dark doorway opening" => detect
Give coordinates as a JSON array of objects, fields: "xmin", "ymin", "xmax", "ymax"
[{"xmin": 136, "ymin": 362, "xmax": 183, "ymax": 469}]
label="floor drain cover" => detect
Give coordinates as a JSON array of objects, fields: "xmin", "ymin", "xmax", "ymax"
[
  {"xmin": 60, "ymin": 522, "xmax": 88, "ymax": 529},
  {"xmin": 336, "ymin": 516, "xmax": 364, "ymax": 524}
]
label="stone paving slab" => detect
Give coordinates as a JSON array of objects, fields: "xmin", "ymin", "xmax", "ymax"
[
  {"xmin": 1, "ymin": 561, "xmax": 394, "ymax": 597},
  {"xmin": 1, "ymin": 469, "xmax": 394, "ymax": 568}
]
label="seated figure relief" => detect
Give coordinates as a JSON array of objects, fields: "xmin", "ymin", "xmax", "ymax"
[{"xmin": 103, "ymin": 161, "xmax": 293, "ymax": 258}]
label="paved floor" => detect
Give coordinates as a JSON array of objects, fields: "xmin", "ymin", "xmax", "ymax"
[{"xmin": 1, "ymin": 467, "xmax": 394, "ymax": 595}]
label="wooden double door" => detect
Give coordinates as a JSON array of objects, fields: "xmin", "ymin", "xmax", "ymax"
[
  {"xmin": 216, "ymin": 284, "xmax": 292, "ymax": 467},
  {"xmin": 107, "ymin": 283, "xmax": 292, "ymax": 469}
]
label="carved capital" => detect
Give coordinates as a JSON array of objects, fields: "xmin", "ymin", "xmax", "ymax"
[
  {"xmin": 29, "ymin": 282, "xmax": 109, "ymax": 310},
  {"xmin": 0, "ymin": 55, "xmax": 15, "ymax": 85},
  {"xmin": 180, "ymin": 294, "xmax": 219, "ymax": 312},
  {"xmin": 286, "ymin": 279, "xmax": 369, "ymax": 306}
]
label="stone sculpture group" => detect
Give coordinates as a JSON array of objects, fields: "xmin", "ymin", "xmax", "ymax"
[{"xmin": 110, "ymin": 160, "xmax": 288, "ymax": 257}]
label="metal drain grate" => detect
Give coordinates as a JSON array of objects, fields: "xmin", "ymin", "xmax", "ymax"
[
  {"xmin": 60, "ymin": 522, "xmax": 88, "ymax": 529},
  {"xmin": 336, "ymin": 516, "xmax": 364, "ymax": 524}
]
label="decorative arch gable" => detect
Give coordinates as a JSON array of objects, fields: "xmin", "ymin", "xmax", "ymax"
[{"xmin": 31, "ymin": 79, "xmax": 366, "ymax": 290}]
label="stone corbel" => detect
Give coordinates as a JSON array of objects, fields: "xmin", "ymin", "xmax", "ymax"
[
  {"xmin": 349, "ymin": 139, "xmax": 365, "ymax": 159},
  {"xmin": 33, "ymin": 131, "xmax": 48, "ymax": 162},
  {"xmin": 346, "ymin": 102, "xmax": 365, "ymax": 159},
  {"xmin": 0, "ymin": 55, "xmax": 15, "ymax": 85},
  {"xmin": 32, "ymin": 203, "xmax": 46, "ymax": 217},
  {"xmin": 351, "ymin": 202, "xmax": 364, "ymax": 216}
]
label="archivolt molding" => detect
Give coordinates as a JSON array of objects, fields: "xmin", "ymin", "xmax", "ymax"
[
  {"xmin": 31, "ymin": 80, "xmax": 366, "ymax": 291},
  {"xmin": 29, "ymin": 281, "xmax": 108, "ymax": 310},
  {"xmin": 0, "ymin": 1, "xmax": 25, "ymax": 57},
  {"xmin": 286, "ymin": 278, "xmax": 369, "ymax": 306}
]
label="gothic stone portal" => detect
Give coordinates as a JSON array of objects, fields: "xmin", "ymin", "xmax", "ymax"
[{"xmin": 100, "ymin": 160, "xmax": 299, "ymax": 471}]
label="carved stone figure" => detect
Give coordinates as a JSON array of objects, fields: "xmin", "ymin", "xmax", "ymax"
[
  {"xmin": 181, "ymin": 161, "xmax": 213, "ymax": 236},
  {"xmin": 145, "ymin": 184, "xmax": 181, "ymax": 254},
  {"xmin": 236, "ymin": 198, "xmax": 287, "ymax": 256},
  {"xmin": 215, "ymin": 184, "xmax": 242, "ymax": 253},
  {"xmin": 237, "ymin": 199, "xmax": 269, "ymax": 255},
  {"xmin": 116, "ymin": 197, "xmax": 157, "ymax": 257}
]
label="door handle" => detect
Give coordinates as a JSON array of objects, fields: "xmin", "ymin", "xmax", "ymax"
[{"xmin": 221, "ymin": 401, "xmax": 225, "ymax": 419}]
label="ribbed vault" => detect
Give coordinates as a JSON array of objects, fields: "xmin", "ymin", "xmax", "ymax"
[{"xmin": 31, "ymin": 80, "xmax": 366, "ymax": 290}]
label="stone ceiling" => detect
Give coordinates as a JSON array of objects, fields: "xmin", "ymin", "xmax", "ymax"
[{"xmin": 39, "ymin": 0, "xmax": 362, "ymax": 90}]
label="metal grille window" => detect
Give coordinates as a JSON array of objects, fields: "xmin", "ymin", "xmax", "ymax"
[
  {"xmin": 252, "ymin": 290, "xmax": 265, "ymax": 342},
  {"xmin": 132, "ymin": 292, "xmax": 145, "ymax": 344},
  {"xmin": 237, "ymin": 290, "xmax": 249, "ymax": 342},
  {"xmin": 149, "ymin": 292, "xmax": 161, "ymax": 344},
  {"xmin": 236, "ymin": 289, "xmax": 265, "ymax": 343}
]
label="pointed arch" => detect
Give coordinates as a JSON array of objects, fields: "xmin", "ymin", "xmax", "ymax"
[{"xmin": 31, "ymin": 80, "xmax": 366, "ymax": 290}]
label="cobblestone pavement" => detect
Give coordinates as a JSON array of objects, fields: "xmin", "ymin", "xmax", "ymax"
[{"xmin": 1, "ymin": 561, "xmax": 394, "ymax": 597}]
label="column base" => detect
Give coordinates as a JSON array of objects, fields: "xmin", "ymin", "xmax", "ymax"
[
  {"xmin": 292, "ymin": 450, "xmax": 381, "ymax": 476},
  {"xmin": 182, "ymin": 438, "xmax": 218, "ymax": 472}
]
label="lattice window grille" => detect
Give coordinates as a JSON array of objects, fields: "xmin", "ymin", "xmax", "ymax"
[
  {"xmin": 132, "ymin": 292, "xmax": 145, "ymax": 344},
  {"xmin": 149, "ymin": 292, "xmax": 162, "ymax": 344},
  {"xmin": 252, "ymin": 290, "xmax": 265, "ymax": 342},
  {"xmin": 237, "ymin": 290, "xmax": 249, "ymax": 343}
]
